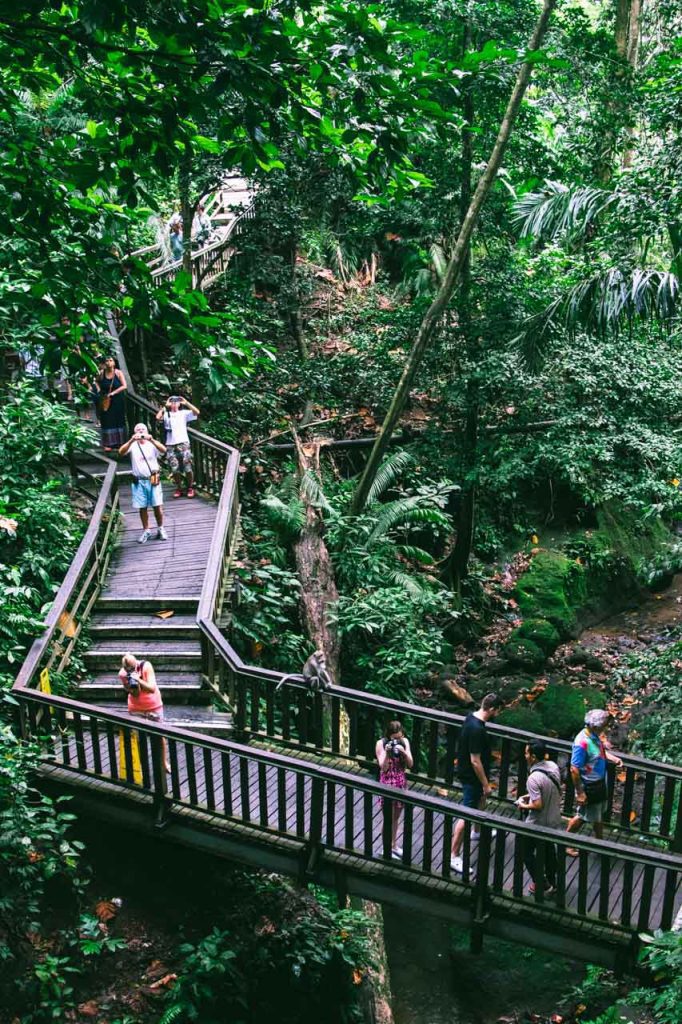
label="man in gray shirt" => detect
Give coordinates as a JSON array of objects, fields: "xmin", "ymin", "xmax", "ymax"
[{"xmin": 516, "ymin": 740, "xmax": 562, "ymax": 895}]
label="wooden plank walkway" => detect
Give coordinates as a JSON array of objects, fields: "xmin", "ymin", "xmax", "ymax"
[
  {"xmin": 42, "ymin": 721, "xmax": 682, "ymax": 954},
  {"xmin": 103, "ymin": 481, "xmax": 218, "ymax": 599}
]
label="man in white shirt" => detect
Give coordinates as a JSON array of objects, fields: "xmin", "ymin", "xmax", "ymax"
[
  {"xmin": 119, "ymin": 423, "xmax": 168, "ymax": 544},
  {"xmin": 155, "ymin": 395, "xmax": 200, "ymax": 498}
]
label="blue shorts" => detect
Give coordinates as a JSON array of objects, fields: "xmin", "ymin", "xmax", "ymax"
[
  {"xmin": 461, "ymin": 781, "xmax": 484, "ymax": 808},
  {"xmin": 131, "ymin": 479, "xmax": 164, "ymax": 509}
]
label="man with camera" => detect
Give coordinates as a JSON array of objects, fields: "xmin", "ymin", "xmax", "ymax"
[
  {"xmin": 155, "ymin": 394, "xmax": 200, "ymax": 499},
  {"xmin": 119, "ymin": 653, "xmax": 170, "ymax": 773},
  {"xmin": 119, "ymin": 423, "xmax": 167, "ymax": 544}
]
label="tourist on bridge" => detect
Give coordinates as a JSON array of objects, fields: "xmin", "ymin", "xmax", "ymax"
[
  {"xmin": 192, "ymin": 201, "xmax": 212, "ymax": 245},
  {"xmin": 516, "ymin": 740, "xmax": 561, "ymax": 895},
  {"xmin": 155, "ymin": 394, "xmax": 200, "ymax": 498},
  {"xmin": 376, "ymin": 720, "xmax": 414, "ymax": 860},
  {"xmin": 450, "ymin": 692, "xmax": 503, "ymax": 874},
  {"xmin": 168, "ymin": 210, "xmax": 183, "ymax": 261},
  {"xmin": 119, "ymin": 653, "xmax": 170, "ymax": 773},
  {"xmin": 94, "ymin": 355, "xmax": 127, "ymax": 451},
  {"xmin": 119, "ymin": 423, "xmax": 168, "ymax": 543},
  {"xmin": 566, "ymin": 708, "xmax": 623, "ymax": 854}
]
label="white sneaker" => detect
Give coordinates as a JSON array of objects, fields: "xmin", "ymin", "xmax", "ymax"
[
  {"xmin": 472, "ymin": 829, "xmax": 497, "ymax": 842},
  {"xmin": 138, "ymin": 530, "xmax": 151, "ymax": 544},
  {"xmin": 450, "ymin": 855, "xmax": 464, "ymax": 873},
  {"xmin": 392, "ymin": 846, "xmax": 403, "ymax": 859},
  {"xmin": 157, "ymin": 526, "xmax": 168, "ymax": 540}
]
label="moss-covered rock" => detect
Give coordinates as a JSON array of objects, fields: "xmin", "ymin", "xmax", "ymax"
[
  {"xmin": 496, "ymin": 706, "xmax": 541, "ymax": 735},
  {"xmin": 515, "ymin": 550, "xmax": 587, "ymax": 638},
  {"xmin": 534, "ymin": 683, "xmax": 606, "ymax": 739},
  {"xmin": 502, "ymin": 637, "xmax": 545, "ymax": 670},
  {"xmin": 510, "ymin": 618, "xmax": 561, "ymax": 656}
]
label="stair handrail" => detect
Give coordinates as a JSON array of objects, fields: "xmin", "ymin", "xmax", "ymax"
[{"xmin": 13, "ymin": 458, "xmax": 119, "ymax": 692}]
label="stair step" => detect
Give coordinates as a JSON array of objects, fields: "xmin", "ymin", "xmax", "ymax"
[
  {"xmin": 78, "ymin": 673, "xmax": 209, "ymax": 705},
  {"xmin": 84, "ymin": 646, "xmax": 202, "ymax": 671},
  {"xmin": 89, "ymin": 623, "xmax": 199, "ymax": 640},
  {"xmin": 96, "ymin": 597, "xmax": 199, "ymax": 612},
  {"xmin": 92, "ymin": 703, "xmax": 233, "ymax": 735}
]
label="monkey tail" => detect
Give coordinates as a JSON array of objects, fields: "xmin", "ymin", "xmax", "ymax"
[{"xmin": 275, "ymin": 673, "xmax": 303, "ymax": 692}]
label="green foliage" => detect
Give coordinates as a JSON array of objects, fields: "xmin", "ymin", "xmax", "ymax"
[
  {"xmin": 621, "ymin": 640, "xmax": 682, "ymax": 764},
  {"xmin": 631, "ymin": 930, "xmax": 682, "ymax": 1024},
  {"xmin": 0, "ymin": 385, "xmax": 91, "ymax": 686},
  {"xmin": 159, "ymin": 884, "xmax": 376, "ymax": 1024},
  {"xmin": 534, "ymin": 683, "xmax": 605, "ymax": 739},
  {"xmin": 159, "ymin": 927, "xmax": 245, "ymax": 1024},
  {"xmin": 0, "ymin": 726, "xmax": 86, "ymax": 1008}
]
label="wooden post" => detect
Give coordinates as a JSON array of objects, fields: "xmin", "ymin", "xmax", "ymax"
[
  {"xmin": 471, "ymin": 823, "xmax": 492, "ymax": 953},
  {"xmin": 151, "ymin": 734, "xmax": 170, "ymax": 829},
  {"xmin": 305, "ymin": 777, "xmax": 325, "ymax": 877}
]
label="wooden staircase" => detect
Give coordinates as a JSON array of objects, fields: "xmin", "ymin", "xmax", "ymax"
[{"xmin": 76, "ymin": 599, "xmax": 232, "ymax": 734}]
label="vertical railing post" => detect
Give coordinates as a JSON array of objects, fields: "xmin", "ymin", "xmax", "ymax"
[
  {"xmin": 150, "ymin": 733, "xmax": 170, "ymax": 829},
  {"xmin": 471, "ymin": 823, "xmax": 492, "ymax": 954}
]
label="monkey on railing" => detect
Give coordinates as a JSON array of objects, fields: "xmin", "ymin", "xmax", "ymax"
[{"xmin": 275, "ymin": 650, "xmax": 332, "ymax": 694}]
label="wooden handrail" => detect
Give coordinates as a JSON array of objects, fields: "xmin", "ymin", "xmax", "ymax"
[
  {"xmin": 15, "ymin": 687, "xmax": 682, "ymax": 873},
  {"xmin": 13, "ymin": 459, "xmax": 118, "ymax": 691}
]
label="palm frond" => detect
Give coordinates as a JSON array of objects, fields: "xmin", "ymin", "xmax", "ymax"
[
  {"xmin": 513, "ymin": 181, "xmax": 616, "ymax": 241},
  {"xmin": 300, "ymin": 469, "xmax": 332, "ymax": 512},
  {"xmin": 395, "ymin": 544, "xmax": 435, "ymax": 564},
  {"xmin": 384, "ymin": 569, "xmax": 431, "ymax": 598},
  {"xmin": 366, "ymin": 450, "xmax": 414, "ymax": 505},
  {"xmin": 261, "ymin": 495, "xmax": 306, "ymax": 536},
  {"xmin": 368, "ymin": 497, "xmax": 450, "ymax": 545},
  {"xmin": 515, "ymin": 268, "xmax": 681, "ymax": 369}
]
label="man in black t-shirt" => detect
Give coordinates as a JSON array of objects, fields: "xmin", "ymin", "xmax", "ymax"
[{"xmin": 450, "ymin": 693, "xmax": 503, "ymax": 873}]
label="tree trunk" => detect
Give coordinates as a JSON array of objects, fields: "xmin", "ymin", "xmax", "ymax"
[
  {"xmin": 179, "ymin": 147, "xmax": 193, "ymax": 276},
  {"xmin": 447, "ymin": 20, "xmax": 477, "ymax": 591},
  {"xmin": 292, "ymin": 434, "xmax": 340, "ymax": 681},
  {"xmin": 350, "ymin": 0, "xmax": 558, "ymax": 515}
]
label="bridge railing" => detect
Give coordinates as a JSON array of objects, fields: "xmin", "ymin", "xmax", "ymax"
[
  {"xmin": 111, "ymin": 295, "xmax": 682, "ymax": 856},
  {"xmin": 14, "ymin": 686, "xmax": 682, "ymax": 945},
  {"xmin": 195, "ymin": 635, "xmax": 682, "ymax": 852}
]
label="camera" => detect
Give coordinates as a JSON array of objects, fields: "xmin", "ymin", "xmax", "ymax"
[
  {"xmin": 126, "ymin": 671, "xmax": 139, "ymax": 692},
  {"xmin": 386, "ymin": 738, "xmax": 404, "ymax": 760}
]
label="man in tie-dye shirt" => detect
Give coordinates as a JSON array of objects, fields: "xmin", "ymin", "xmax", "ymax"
[{"xmin": 566, "ymin": 708, "xmax": 623, "ymax": 853}]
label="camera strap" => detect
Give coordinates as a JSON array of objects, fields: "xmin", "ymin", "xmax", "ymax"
[{"xmin": 136, "ymin": 442, "xmax": 157, "ymax": 478}]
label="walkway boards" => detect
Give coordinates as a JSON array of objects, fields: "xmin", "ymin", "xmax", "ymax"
[
  {"xmin": 44, "ymin": 722, "xmax": 682, "ymax": 964},
  {"xmin": 102, "ymin": 482, "xmax": 218, "ymax": 600}
]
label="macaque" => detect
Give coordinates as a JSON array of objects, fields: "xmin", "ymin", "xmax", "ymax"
[{"xmin": 275, "ymin": 649, "xmax": 333, "ymax": 693}]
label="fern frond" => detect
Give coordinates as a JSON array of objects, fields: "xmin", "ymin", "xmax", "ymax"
[
  {"xmin": 261, "ymin": 495, "xmax": 306, "ymax": 536},
  {"xmin": 366, "ymin": 450, "xmax": 414, "ymax": 505},
  {"xmin": 513, "ymin": 180, "xmax": 616, "ymax": 241},
  {"xmin": 299, "ymin": 469, "xmax": 332, "ymax": 512},
  {"xmin": 158, "ymin": 1003, "xmax": 185, "ymax": 1024},
  {"xmin": 368, "ymin": 497, "xmax": 449, "ymax": 545},
  {"xmin": 385, "ymin": 570, "xmax": 430, "ymax": 597},
  {"xmin": 395, "ymin": 544, "xmax": 435, "ymax": 565}
]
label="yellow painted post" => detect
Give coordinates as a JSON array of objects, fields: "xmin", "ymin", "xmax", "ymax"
[{"xmin": 118, "ymin": 729, "xmax": 143, "ymax": 784}]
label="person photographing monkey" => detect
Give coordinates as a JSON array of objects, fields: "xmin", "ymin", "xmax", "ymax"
[{"xmin": 375, "ymin": 720, "xmax": 413, "ymax": 859}]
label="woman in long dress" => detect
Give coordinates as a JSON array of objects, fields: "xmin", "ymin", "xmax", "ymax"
[{"xmin": 94, "ymin": 356, "xmax": 127, "ymax": 450}]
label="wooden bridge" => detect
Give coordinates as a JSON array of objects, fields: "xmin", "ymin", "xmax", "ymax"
[{"xmin": 12, "ymin": 244, "xmax": 682, "ymax": 971}]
